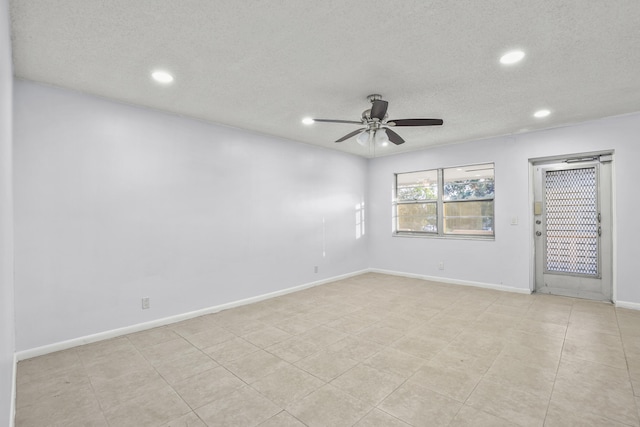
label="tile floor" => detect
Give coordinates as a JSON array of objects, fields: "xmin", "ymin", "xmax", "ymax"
[{"xmin": 15, "ymin": 273, "xmax": 640, "ymax": 426}]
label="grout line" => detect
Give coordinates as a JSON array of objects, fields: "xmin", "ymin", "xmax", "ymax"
[{"xmin": 541, "ymin": 298, "xmax": 573, "ymax": 425}]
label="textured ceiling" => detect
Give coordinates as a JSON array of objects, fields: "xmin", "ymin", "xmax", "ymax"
[{"xmin": 9, "ymin": 1, "xmax": 640, "ymax": 157}]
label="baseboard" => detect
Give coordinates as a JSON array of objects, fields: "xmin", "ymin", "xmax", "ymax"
[
  {"xmin": 615, "ymin": 300, "xmax": 640, "ymax": 311},
  {"xmin": 10, "ymin": 353, "xmax": 16, "ymax": 427},
  {"xmin": 16, "ymin": 269, "xmax": 369, "ymax": 361},
  {"xmin": 369, "ymin": 268, "xmax": 532, "ymax": 295}
]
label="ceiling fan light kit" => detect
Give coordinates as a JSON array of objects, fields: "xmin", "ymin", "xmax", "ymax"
[{"xmin": 310, "ymin": 94, "xmax": 443, "ymax": 146}]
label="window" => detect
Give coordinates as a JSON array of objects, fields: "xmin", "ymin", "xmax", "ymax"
[{"xmin": 395, "ymin": 163, "xmax": 495, "ymax": 238}]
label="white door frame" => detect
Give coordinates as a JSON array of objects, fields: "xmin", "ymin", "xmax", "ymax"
[{"xmin": 528, "ymin": 150, "xmax": 616, "ymax": 301}]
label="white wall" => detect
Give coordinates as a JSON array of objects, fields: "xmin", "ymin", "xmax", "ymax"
[
  {"xmin": 13, "ymin": 81, "xmax": 369, "ymax": 351},
  {"xmin": 0, "ymin": 0, "xmax": 15, "ymax": 424},
  {"xmin": 12, "ymin": 76, "xmax": 640, "ymax": 356},
  {"xmin": 369, "ymin": 113, "xmax": 640, "ymax": 303}
]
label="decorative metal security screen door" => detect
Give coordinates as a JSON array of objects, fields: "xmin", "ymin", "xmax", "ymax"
[{"xmin": 534, "ymin": 157, "xmax": 612, "ymax": 301}]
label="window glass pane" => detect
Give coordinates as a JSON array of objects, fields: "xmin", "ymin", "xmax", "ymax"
[
  {"xmin": 443, "ymin": 201, "xmax": 494, "ymax": 235},
  {"xmin": 443, "ymin": 164, "xmax": 494, "ymax": 201},
  {"xmin": 397, "ymin": 170, "xmax": 438, "ymax": 202},
  {"xmin": 397, "ymin": 203, "xmax": 437, "ymax": 233}
]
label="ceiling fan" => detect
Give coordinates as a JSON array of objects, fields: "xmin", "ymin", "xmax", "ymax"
[{"xmin": 311, "ymin": 94, "xmax": 443, "ymax": 146}]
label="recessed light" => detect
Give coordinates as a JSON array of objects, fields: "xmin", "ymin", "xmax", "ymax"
[
  {"xmin": 534, "ymin": 109, "xmax": 551, "ymax": 118},
  {"xmin": 301, "ymin": 117, "xmax": 315, "ymax": 125},
  {"xmin": 500, "ymin": 50, "xmax": 525, "ymax": 65},
  {"xmin": 151, "ymin": 70, "xmax": 174, "ymax": 84}
]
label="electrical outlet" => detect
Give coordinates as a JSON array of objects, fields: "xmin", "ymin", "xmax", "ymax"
[
  {"xmin": 438, "ymin": 261, "xmax": 444, "ymax": 270},
  {"xmin": 141, "ymin": 297, "xmax": 150, "ymax": 309},
  {"xmin": 314, "ymin": 266, "xmax": 318, "ymax": 273}
]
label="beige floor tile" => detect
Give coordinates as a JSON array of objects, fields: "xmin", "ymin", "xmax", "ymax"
[
  {"xmin": 222, "ymin": 318, "xmax": 268, "ymax": 336},
  {"xmin": 103, "ymin": 386, "xmax": 190, "ymax": 427},
  {"xmin": 295, "ymin": 349, "xmax": 359, "ymax": 381},
  {"xmin": 562, "ymin": 337, "xmax": 627, "ymax": 368},
  {"xmin": 631, "ymin": 369, "xmax": 640, "ymax": 397},
  {"xmin": 349, "ymin": 307, "xmax": 387, "ymax": 324},
  {"xmin": 363, "ymin": 347, "xmax": 426, "ymax": 379},
  {"xmin": 252, "ymin": 309, "xmax": 297, "ymax": 325},
  {"xmin": 16, "ymin": 365, "xmax": 91, "ymax": 409},
  {"xmin": 377, "ymin": 313, "xmax": 425, "ymax": 332},
  {"xmin": 499, "ymin": 342, "xmax": 561, "ymax": 370},
  {"xmin": 171, "ymin": 317, "xmax": 217, "ymax": 337},
  {"xmin": 298, "ymin": 309, "xmax": 342, "ymax": 325},
  {"xmin": 326, "ymin": 315, "xmax": 372, "ymax": 334},
  {"xmin": 357, "ymin": 325, "xmax": 404, "ymax": 345},
  {"xmin": 567, "ymin": 317, "xmax": 620, "ymax": 336},
  {"xmin": 485, "ymin": 302, "xmax": 527, "ymax": 317},
  {"xmin": 466, "ymin": 378, "xmax": 550, "ymax": 427},
  {"xmin": 544, "ymin": 399, "xmax": 631, "ymax": 427},
  {"xmin": 326, "ymin": 336, "xmax": 383, "ymax": 361},
  {"xmin": 448, "ymin": 405, "xmax": 514, "ymax": 427},
  {"xmin": 195, "ymin": 385, "xmax": 281, "ymax": 427},
  {"xmin": 427, "ymin": 346, "xmax": 497, "ymax": 375},
  {"xmin": 172, "ymin": 366, "xmax": 245, "ymax": 409},
  {"xmin": 378, "ymin": 380, "xmax": 462, "ymax": 427},
  {"xmin": 445, "ymin": 331, "xmax": 506, "ymax": 359},
  {"xmin": 623, "ymin": 336, "xmax": 640, "ymax": 356},
  {"xmin": 251, "ymin": 364, "xmax": 325, "ymax": 406},
  {"xmin": 485, "ymin": 355, "xmax": 555, "ymax": 400},
  {"xmin": 90, "ymin": 367, "xmax": 167, "ymax": 410},
  {"xmin": 202, "ymin": 336, "xmax": 260, "ymax": 363},
  {"xmin": 557, "ymin": 354, "xmax": 633, "ymax": 387},
  {"xmin": 154, "ymin": 350, "xmax": 219, "ymax": 384},
  {"xmin": 258, "ymin": 410, "xmax": 307, "ymax": 427},
  {"xmin": 183, "ymin": 326, "xmax": 237, "ymax": 349},
  {"xmin": 19, "ymin": 273, "xmax": 640, "ymax": 426},
  {"xmin": 138, "ymin": 337, "xmax": 200, "ymax": 365},
  {"xmin": 15, "ymin": 383, "xmax": 103, "ymax": 427},
  {"xmin": 242, "ymin": 325, "xmax": 292, "ymax": 348},
  {"xmin": 408, "ymin": 363, "xmax": 483, "ymax": 402},
  {"xmin": 161, "ymin": 411, "xmax": 207, "ymax": 427},
  {"xmin": 51, "ymin": 412, "xmax": 110, "ymax": 427},
  {"xmin": 353, "ymin": 409, "xmax": 411, "ymax": 426},
  {"xmin": 391, "ymin": 335, "xmax": 449, "ymax": 360},
  {"xmin": 17, "ymin": 349, "xmax": 82, "ymax": 386},
  {"xmin": 299, "ymin": 325, "xmax": 348, "ymax": 347},
  {"xmin": 473, "ymin": 312, "xmax": 521, "ymax": 331},
  {"xmin": 519, "ymin": 311, "xmax": 570, "ymax": 331},
  {"xmin": 83, "ymin": 349, "xmax": 152, "ymax": 381},
  {"xmin": 552, "ymin": 358, "xmax": 638, "ymax": 426},
  {"xmin": 224, "ymin": 349, "xmax": 288, "ymax": 383},
  {"xmin": 265, "ymin": 336, "xmax": 323, "ymax": 363},
  {"xmin": 127, "ymin": 326, "xmax": 181, "ymax": 348},
  {"xmin": 330, "ymin": 364, "xmax": 405, "ymax": 405},
  {"xmin": 287, "ymin": 384, "xmax": 372, "ymax": 427},
  {"xmin": 75, "ymin": 337, "xmax": 134, "ymax": 363},
  {"xmin": 274, "ymin": 316, "xmax": 321, "ymax": 335},
  {"xmin": 504, "ymin": 329, "xmax": 564, "ymax": 354}
]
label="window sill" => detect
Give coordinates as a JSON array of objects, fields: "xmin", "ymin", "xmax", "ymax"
[{"xmin": 392, "ymin": 232, "xmax": 495, "ymax": 241}]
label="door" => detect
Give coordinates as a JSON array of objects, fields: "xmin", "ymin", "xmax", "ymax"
[{"xmin": 533, "ymin": 155, "xmax": 612, "ymax": 301}]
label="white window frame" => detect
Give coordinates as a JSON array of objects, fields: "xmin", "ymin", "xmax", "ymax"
[{"xmin": 393, "ymin": 163, "xmax": 495, "ymax": 239}]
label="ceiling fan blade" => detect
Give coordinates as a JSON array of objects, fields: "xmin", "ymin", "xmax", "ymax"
[
  {"xmin": 335, "ymin": 128, "xmax": 366, "ymax": 143},
  {"xmin": 385, "ymin": 128, "xmax": 405, "ymax": 145},
  {"xmin": 388, "ymin": 118, "xmax": 443, "ymax": 126},
  {"xmin": 370, "ymin": 100, "xmax": 389, "ymax": 120},
  {"xmin": 313, "ymin": 119, "xmax": 363, "ymax": 124}
]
